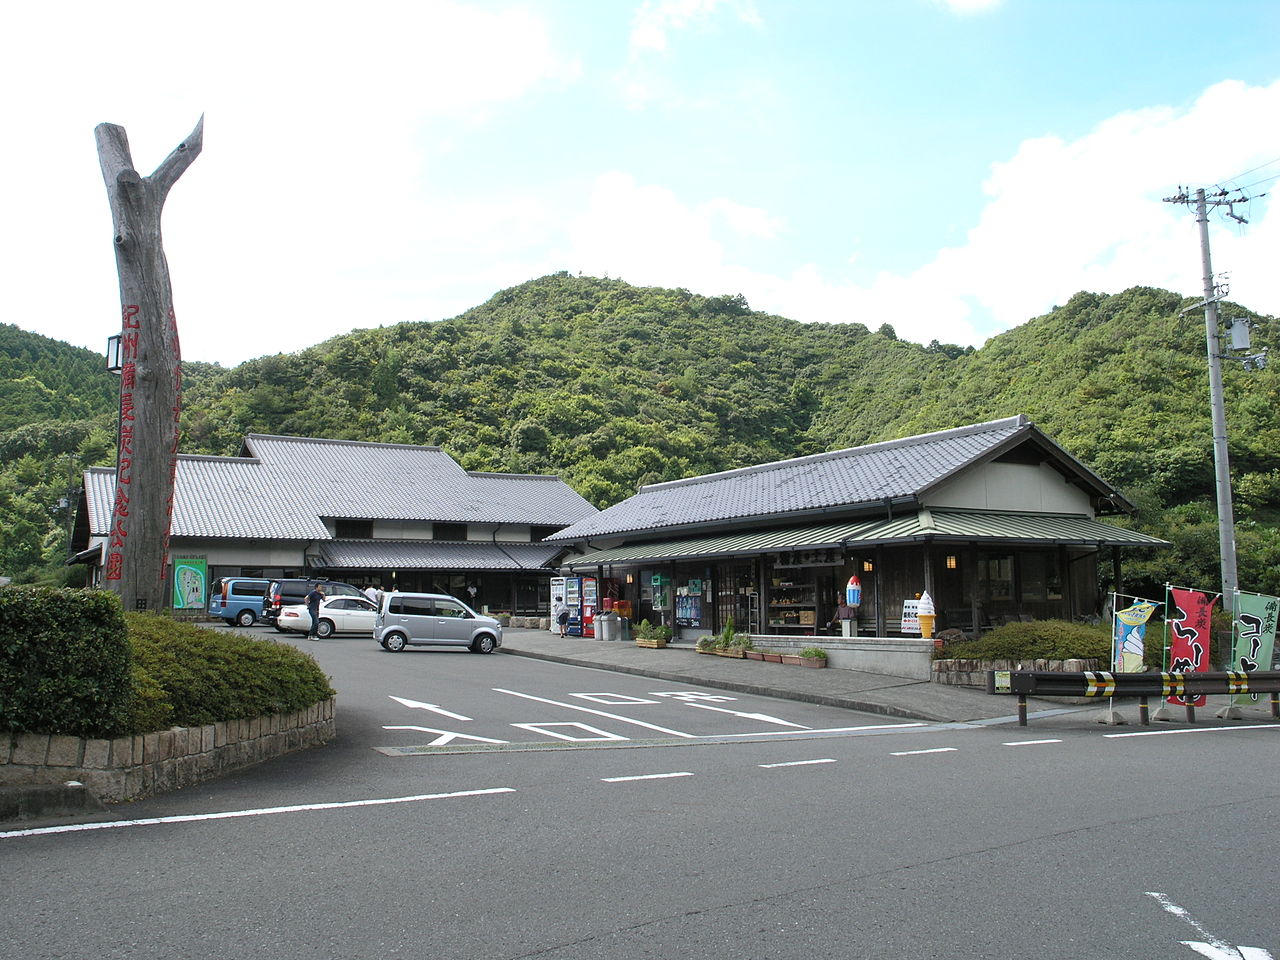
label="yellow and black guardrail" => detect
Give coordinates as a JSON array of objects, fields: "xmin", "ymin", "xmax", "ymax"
[{"xmin": 986, "ymin": 669, "xmax": 1280, "ymax": 726}]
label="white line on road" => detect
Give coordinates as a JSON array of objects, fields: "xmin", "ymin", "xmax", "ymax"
[
  {"xmin": 382, "ymin": 725, "xmax": 508, "ymax": 745},
  {"xmin": 388, "ymin": 695, "xmax": 473, "ymax": 722},
  {"xmin": 493, "ymin": 688, "xmax": 699, "ymax": 738},
  {"xmin": 709, "ymin": 722, "xmax": 927, "ymax": 739},
  {"xmin": 890, "ymin": 747, "xmax": 958, "ymax": 756},
  {"xmin": 1147, "ymin": 891, "xmax": 1277, "ymax": 959},
  {"xmin": 1107, "ymin": 724, "xmax": 1280, "ymax": 739},
  {"xmin": 601, "ymin": 772, "xmax": 694, "ymax": 783},
  {"xmin": 1002, "ymin": 739, "xmax": 1063, "ymax": 746},
  {"xmin": 758, "ymin": 759, "xmax": 837, "ymax": 768},
  {"xmin": 683, "ymin": 702, "xmax": 811, "ymax": 728},
  {"xmin": 0, "ymin": 788, "xmax": 517, "ymax": 841}
]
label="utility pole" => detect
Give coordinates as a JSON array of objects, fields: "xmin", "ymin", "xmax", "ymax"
[{"xmin": 1163, "ymin": 184, "xmax": 1265, "ymax": 613}]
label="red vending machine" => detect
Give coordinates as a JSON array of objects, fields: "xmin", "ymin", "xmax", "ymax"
[{"xmin": 566, "ymin": 576, "xmax": 598, "ymax": 637}]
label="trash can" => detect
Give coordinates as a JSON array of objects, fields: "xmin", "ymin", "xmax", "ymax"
[
  {"xmin": 596, "ymin": 611, "xmax": 620, "ymax": 641},
  {"xmin": 619, "ymin": 616, "xmax": 631, "ymax": 642}
]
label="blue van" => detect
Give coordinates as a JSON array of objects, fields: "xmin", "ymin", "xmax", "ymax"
[{"xmin": 209, "ymin": 577, "xmax": 272, "ymax": 626}]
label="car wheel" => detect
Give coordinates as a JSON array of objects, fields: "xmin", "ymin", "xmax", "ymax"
[
  {"xmin": 273, "ymin": 623, "xmax": 288, "ymax": 634},
  {"xmin": 316, "ymin": 619, "xmax": 335, "ymax": 638},
  {"xmin": 384, "ymin": 632, "xmax": 407, "ymax": 653},
  {"xmin": 470, "ymin": 634, "xmax": 497, "ymax": 654},
  {"xmin": 236, "ymin": 610, "xmax": 257, "ymax": 627}
]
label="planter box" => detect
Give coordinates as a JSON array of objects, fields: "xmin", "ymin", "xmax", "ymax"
[
  {"xmin": 762, "ymin": 653, "xmax": 783, "ymax": 663},
  {"xmin": 696, "ymin": 646, "xmax": 715, "ymax": 655},
  {"xmin": 635, "ymin": 638, "xmax": 668, "ymax": 648},
  {"xmin": 714, "ymin": 648, "xmax": 746, "ymax": 658},
  {"xmin": 799, "ymin": 657, "xmax": 827, "ymax": 668},
  {"xmin": 780, "ymin": 654, "xmax": 805, "ymax": 665},
  {"xmin": 744, "ymin": 650, "xmax": 764, "ymax": 661}
]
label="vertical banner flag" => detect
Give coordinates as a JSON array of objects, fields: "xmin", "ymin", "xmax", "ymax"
[
  {"xmin": 1166, "ymin": 587, "xmax": 1219, "ymax": 706},
  {"xmin": 1232, "ymin": 591, "xmax": 1279, "ymax": 703},
  {"xmin": 1112, "ymin": 598, "xmax": 1158, "ymax": 672}
]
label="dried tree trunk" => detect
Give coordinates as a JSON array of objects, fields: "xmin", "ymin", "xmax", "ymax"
[{"xmin": 95, "ymin": 117, "xmax": 203, "ymax": 612}]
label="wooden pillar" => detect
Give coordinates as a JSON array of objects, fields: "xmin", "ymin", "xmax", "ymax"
[{"xmin": 95, "ymin": 117, "xmax": 203, "ymax": 613}]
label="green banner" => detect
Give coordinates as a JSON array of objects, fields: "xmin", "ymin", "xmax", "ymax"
[
  {"xmin": 172, "ymin": 558, "xmax": 208, "ymax": 610},
  {"xmin": 1232, "ymin": 591, "xmax": 1278, "ymax": 703}
]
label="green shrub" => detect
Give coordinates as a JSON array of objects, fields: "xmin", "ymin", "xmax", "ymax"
[
  {"xmin": 935, "ymin": 619, "xmax": 1111, "ymax": 662},
  {"xmin": 799, "ymin": 646, "xmax": 827, "ymax": 659},
  {"xmin": 0, "ymin": 586, "xmax": 132, "ymax": 738},
  {"xmin": 124, "ymin": 613, "xmax": 334, "ymax": 731}
]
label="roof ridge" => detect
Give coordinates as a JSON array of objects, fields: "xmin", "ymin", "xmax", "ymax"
[
  {"xmin": 638, "ymin": 415, "xmax": 1030, "ymax": 493},
  {"xmin": 245, "ymin": 433, "xmax": 445, "ymax": 453},
  {"xmin": 467, "ymin": 471, "xmax": 565, "ymax": 481}
]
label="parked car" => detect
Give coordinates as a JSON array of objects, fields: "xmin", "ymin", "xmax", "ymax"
[
  {"xmin": 278, "ymin": 595, "xmax": 379, "ymax": 638},
  {"xmin": 374, "ymin": 592, "xmax": 503, "ymax": 653},
  {"xmin": 208, "ymin": 577, "xmax": 272, "ymax": 627},
  {"xmin": 262, "ymin": 578, "xmax": 364, "ymax": 631}
]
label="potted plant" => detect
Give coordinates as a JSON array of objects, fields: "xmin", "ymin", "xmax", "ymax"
[
  {"xmin": 633, "ymin": 619, "xmax": 669, "ymax": 649},
  {"xmin": 695, "ymin": 636, "xmax": 717, "ymax": 655},
  {"xmin": 780, "ymin": 651, "xmax": 805, "ymax": 665},
  {"xmin": 799, "ymin": 646, "xmax": 828, "ymax": 668},
  {"xmin": 761, "ymin": 649, "xmax": 783, "ymax": 663}
]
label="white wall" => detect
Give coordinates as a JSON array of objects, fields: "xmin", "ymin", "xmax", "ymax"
[
  {"xmin": 926, "ymin": 462, "xmax": 1093, "ymax": 515},
  {"xmin": 372, "ymin": 519, "xmax": 434, "ymax": 539}
]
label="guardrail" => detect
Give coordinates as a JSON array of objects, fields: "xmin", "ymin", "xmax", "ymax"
[{"xmin": 987, "ymin": 669, "xmax": 1280, "ymax": 726}]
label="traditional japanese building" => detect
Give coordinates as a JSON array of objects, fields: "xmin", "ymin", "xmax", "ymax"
[
  {"xmin": 548, "ymin": 416, "xmax": 1168, "ymax": 639},
  {"xmin": 71, "ymin": 434, "xmax": 597, "ymax": 615}
]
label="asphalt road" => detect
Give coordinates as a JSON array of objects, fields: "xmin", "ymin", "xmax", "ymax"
[{"xmin": 2, "ymin": 626, "xmax": 1277, "ymax": 960}]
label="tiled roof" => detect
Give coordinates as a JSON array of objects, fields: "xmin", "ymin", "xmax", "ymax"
[
  {"xmin": 318, "ymin": 540, "xmax": 563, "ymax": 571},
  {"xmin": 562, "ymin": 509, "xmax": 1169, "ymax": 567},
  {"xmin": 84, "ymin": 435, "xmax": 596, "ymax": 540},
  {"xmin": 545, "ymin": 418, "xmax": 1021, "ymax": 541},
  {"xmin": 548, "ymin": 416, "xmax": 1116, "ymax": 542}
]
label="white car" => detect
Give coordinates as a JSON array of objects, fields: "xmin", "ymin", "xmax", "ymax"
[{"xmin": 278, "ymin": 596, "xmax": 379, "ymax": 638}]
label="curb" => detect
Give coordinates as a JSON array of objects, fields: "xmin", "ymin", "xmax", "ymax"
[{"xmin": 0, "ymin": 782, "xmax": 105, "ymax": 826}]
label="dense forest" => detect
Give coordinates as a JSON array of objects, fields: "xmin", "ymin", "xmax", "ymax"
[{"xmin": 3, "ymin": 273, "xmax": 1278, "ymax": 598}]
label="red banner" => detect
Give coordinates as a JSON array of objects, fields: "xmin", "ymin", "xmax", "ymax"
[{"xmin": 1167, "ymin": 588, "xmax": 1218, "ymax": 706}]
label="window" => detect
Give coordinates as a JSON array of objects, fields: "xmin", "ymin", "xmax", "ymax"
[
  {"xmin": 391, "ymin": 597, "xmax": 434, "ymax": 616},
  {"xmin": 434, "ymin": 522, "xmax": 467, "ymax": 541},
  {"xmin": 334, "ymin": 518, "xmax": 374, "ymax": 539},
  {"xmin": 435, "ymin": 600, "xmax": 467, "ymax": 618}
]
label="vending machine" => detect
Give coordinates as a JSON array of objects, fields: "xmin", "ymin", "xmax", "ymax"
[
  {"xmin": 565, "ymin": 576, "xmax": 597, "ymax": 637},
  {"xmin": 548, "ymin": 576, "xmax": 567, "ymax": 634}
]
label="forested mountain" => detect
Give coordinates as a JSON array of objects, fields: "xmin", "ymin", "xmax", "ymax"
[{"xmin": 3, "ymin": 274, "xmax": 1277, "ymax": 596}]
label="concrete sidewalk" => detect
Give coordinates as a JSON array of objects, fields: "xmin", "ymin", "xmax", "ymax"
[{"xmin": 498, "ymin": 628, "xmax": 1053, "ymax": 724}]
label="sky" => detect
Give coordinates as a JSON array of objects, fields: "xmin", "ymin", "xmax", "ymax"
[{"xmin": 4, "ymin": 0, "xmax": 1279, "ymax": 367}]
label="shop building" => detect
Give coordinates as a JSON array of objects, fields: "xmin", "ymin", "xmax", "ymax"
[
  {"xmin": 71, "ymin": 434, "xmax": 597, "ymax": 615},
  {"xmin": 548, "ymin": 417, "xmax": 1168, "ymax": 639}
]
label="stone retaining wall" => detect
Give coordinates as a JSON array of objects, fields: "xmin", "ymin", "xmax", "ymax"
[
  {"xmin": 932, "ymin": 658, "xmax": 1100, "ymax": 688},
  {"xmin": 0, "ymin": 697, "xmax": 336, "ymax": 803}
]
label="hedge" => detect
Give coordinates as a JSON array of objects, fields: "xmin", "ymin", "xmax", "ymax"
[
  {"xmin": 0, "ymin": 586, "xmax": 133, "ymax": 738},
  {"xmin": 935, "ymin": 619, "xmax": 1112, "ymax": 663},
  {"xmin": 1, "ymin": 587, "xmax": 336, "ymax": 738}
]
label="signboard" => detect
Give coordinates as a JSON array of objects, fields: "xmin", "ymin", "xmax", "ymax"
[
  {"xmin": 172, "ymin": 557, "xmax": 207, "ymax": 610},
  {"xmin": 1166, "ymin": 587, "xmax": 1218, "ymax": 707},
  {"xmin": 900, "ymin": 598, "xmax": 921, "ymax": 635}
]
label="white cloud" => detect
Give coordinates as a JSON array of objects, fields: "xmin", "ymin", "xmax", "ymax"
[
  {"xmin": 621, "ymin": 0, "xmax": 762, "ymax": 107},
  {"xmin": 565, "ymin": 78, "xmax": 1280, "ymax": 349}
]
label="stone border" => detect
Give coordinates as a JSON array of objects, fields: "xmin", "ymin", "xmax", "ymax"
[
  {"xmin": 932, "ymin": 658, "xmax": 1100, "ymax": 688},
  {"xmin": 0, "ymin": 697, "xmax": 335, "ymax": 804}
]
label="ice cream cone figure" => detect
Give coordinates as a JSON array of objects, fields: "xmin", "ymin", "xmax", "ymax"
[{"xmin": 918, "ymin": 591, "xmax": 936, "ymax": 641}]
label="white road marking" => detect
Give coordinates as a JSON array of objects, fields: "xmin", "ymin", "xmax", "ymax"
[
  {"xmin": 1148, "ymin": 891, "xmax": 1276, "ymax": 959},
  {"xmin": 601, "ymin": 772, "xmax": 693, "ymax": 783},
  {"xmin": 382, "ymin": 725, "xmax": 508, "ymax": 745},
  {"xmin": 759, "ymin": 759, "xmax": 837, "ymax": 768},
  {"xmin": 1107, "ymin": 724, "xmax": 1280, "ymax": 739},
  {"xmin": 0, "ymin": 788, "xmax": 516, "ymax": 840},
  {"xmin": 649, "ymin": 691, "xmax": 738, "ymax": 703},
  {"xmin": 683, "ymin": 702, "xmax": 811, "ymax": 728},
  {"xmin": 711, "ymin": 722, "xmax": 927, "ymax": 739},
  {"xmin": 571, "ymin": 693, "xmax": 660, "ymax": 705},
  {"xmin": 388, "ymin": 695, "xmax": 472, "ymax": 722},
  {"xmin": 1002, "ymin": 738, "xmax": 1063, "ymax": 746},
  {"xmin": 493, "ymin": 688, "xmax": 698, "ymax": 738},
  {"xmin": 510, "ymin": 722, "xmax": 628, "ymax": 742},
  {"xmin": 890, "ymin": 747, "xmax": 958, "ymax": 756}
]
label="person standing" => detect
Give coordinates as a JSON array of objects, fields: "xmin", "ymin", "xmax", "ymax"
[
  {"xmin": 552, "ymin": 595, "xmax": 570, "ymax": 638},
  {"xmin": 304, "ymin": 583, "xmax": 326, "ymax": 640}
]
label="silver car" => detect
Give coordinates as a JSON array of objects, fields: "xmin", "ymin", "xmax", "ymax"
[{"xmin": 374, "ymin": 592, "xmax": 503, "ymax": 653}]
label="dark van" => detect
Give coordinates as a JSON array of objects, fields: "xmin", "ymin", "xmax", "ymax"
[
  {"xmin": 209, "ymin": 577, "xmax": 273, "ymax": 627},
  {"xmin": 263, "ymin": 578, "xmax": 364, "ymax": 631}
]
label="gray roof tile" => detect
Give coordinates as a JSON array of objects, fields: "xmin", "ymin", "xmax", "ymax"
[
  {"xmin": 548, "ymin": 416, "xmax": 1106, "ymax": 541},
  {"xmin": 85, "ymin": 435, "xmax": 596, "ymax": 540},
  {"xmin": 318, "ymin": 540, "xmax": 563, "ymax": 571}
]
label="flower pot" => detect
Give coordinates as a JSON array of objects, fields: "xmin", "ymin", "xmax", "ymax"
[
  {"xmin": 635, "ymin": 638, "xmax": 667, "ymax": 649},
  {"xmin": 780, "ymin": 654, "xmax": 804, "ymax": 665},
  {"xmin": 799, "ymin": 657, "xmax": 827, "ymax": 668},
  {"xmin": 745, "ymin": 650, "xmax": 764, "ymax": 661},
  {"xmin": 762, "ymin": 653, "xmax": 783, "ymax": 663}
]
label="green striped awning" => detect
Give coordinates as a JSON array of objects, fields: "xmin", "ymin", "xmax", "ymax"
[{"xmin": 563, "ymin": 510, "xmax": 1168, "ymax": 568}]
